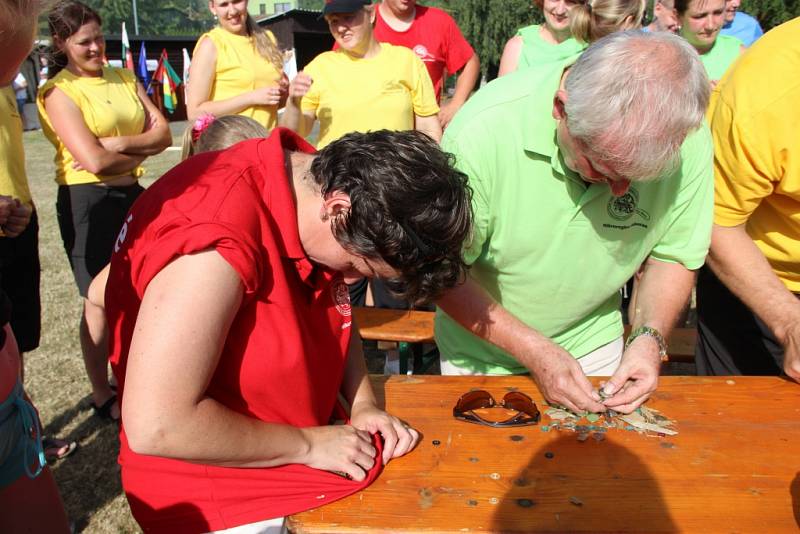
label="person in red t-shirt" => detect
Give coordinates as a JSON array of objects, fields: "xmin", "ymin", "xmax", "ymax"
[
  {"xmin": 106, "ymin": 127, "xmax": 472, "ymax": 533},
  {"xmin": 374, "ymin": 0, "xmax": 479, "ymax": 128}
]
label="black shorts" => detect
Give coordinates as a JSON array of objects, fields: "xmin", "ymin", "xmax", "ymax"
[
  {"xmin": 56, "ymin": 183, "xmax": 143, "ymax": 297},
  {"xmin": 695, "ymin": 266, "xmax": 794, "ymax": 376},
  {"xmin": 0, "ymin": 210, "xmax": 40, "ymax": 352}
]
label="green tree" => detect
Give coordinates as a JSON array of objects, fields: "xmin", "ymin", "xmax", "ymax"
[
  {"xmin": 438, "ymin": 0, "xmax": 540, "ymax": 78},
  {"xmin": 742, "ymin": 0, "xmax": 799, "ymax": 31},
  {"xmin": 297, "ymin": 0, "xmax": 325, "ymax": 9},
  {"xmin": 71, "ymin": 0, "xmax": 216, "ymax": 37}
]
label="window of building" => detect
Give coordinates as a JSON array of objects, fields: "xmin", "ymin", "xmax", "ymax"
[
  {"xmin": 259, "ymin": 3, "xmax": 266, "ymax": 14},
  {"xmin": 274, "ymin": 2, "xmax": 291, "ymax": 13}
]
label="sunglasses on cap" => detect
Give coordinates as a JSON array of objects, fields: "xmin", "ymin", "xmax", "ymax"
[{"xmin": 453, "ymin": 390, "xmax": 541, "ymax": 428}]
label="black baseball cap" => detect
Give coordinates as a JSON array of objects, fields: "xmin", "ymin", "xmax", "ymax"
[{"xmin": 322, "ymin": 0, "xmax": 371, "ymax": 15}]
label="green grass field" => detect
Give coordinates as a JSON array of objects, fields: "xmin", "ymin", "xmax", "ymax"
[{"xmin": 22, "ymin": 123, "xmax": 184, "ymax": 533}]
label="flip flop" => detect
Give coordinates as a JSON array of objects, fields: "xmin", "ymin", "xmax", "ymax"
[
  {"xmin": 43, "ymin": 437, "xmax": 78, "ymax": 463},
  {"xmin": 90, "ymin": 394, "xmax": 120, "ymax": 422}
]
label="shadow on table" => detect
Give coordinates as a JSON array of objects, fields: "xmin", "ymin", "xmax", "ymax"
[{"xmin": 493, "ymin": 434, "xmax": 675, "ymax": 532}]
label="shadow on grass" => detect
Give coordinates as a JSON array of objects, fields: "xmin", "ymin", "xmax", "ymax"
[{"xmin": 43, "ymin": 396, "xmax": 124, "ymax": 532}]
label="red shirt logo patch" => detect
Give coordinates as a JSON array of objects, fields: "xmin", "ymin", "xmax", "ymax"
[{"xmin": 331, "ymin": 280, "xmax": 352, "ymax": 317}]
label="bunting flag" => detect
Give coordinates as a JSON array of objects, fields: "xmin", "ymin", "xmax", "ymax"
[
  {"xmin": 121, "ymin": 22, "xmax": 134, "ymax": 70},
  {"xmin": 136, "ymin": 41, "xmax": 151, "ymax": 89},
  {"xmin": 153, "ymin": 49, "xmax": 181, "ymax": 113},
  {"xmin": 182, "ymin": 48, "xmax": 191, "ymax": 87}
]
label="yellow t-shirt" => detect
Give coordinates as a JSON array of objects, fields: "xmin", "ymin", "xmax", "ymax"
[
  {"xmin": 196, "ymin": 27, "xmax": 283, "ymax": 129},
  {"xmin": 708, "ymin": 17, "xmax": 800, "ymax": 291},
  {"xmin": 301, "ymin": 43, "xmax": 439, "ymax": 149},
  {"xmin": 0, "ymin": 86, "xmax": 32, "ymax": 205},
  {"xmin": 37, "ymin": 67, "xmax": 145, "ymax": 186}
]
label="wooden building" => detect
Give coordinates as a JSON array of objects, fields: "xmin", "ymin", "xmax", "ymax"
[{"xmin": 256, "ymin": 9, "xmax": 333, "ymax": 71}]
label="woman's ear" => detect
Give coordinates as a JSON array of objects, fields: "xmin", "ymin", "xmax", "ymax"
[{"xmin": 322, "ymin": 191, "xmax": 352, "ymax": 220}]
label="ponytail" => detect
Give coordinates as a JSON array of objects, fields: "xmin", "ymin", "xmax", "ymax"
[
  {"xmin": 569, "ymin": 3, "xmax": 593, "ymax": 43},
  {"xmin": 245, "ymin": 14, "xmax": 284, "ymax": 73},
  {"xmin": 570, "ymin": 0, "xmax": 646, "ymax": 44}
]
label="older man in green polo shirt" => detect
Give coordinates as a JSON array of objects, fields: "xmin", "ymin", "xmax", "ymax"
[{"xmin": 436, "ymin": 31, "xmax": 713, "ymax": 414}]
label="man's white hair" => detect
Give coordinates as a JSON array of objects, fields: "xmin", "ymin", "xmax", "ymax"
[{"xmin": 564, "ymin": 30, "xmax": 709, "ymax": 181}]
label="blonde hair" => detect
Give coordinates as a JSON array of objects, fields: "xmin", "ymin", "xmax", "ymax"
[
  {"xmin": 181, "ymin": 114, "xmax": 268, "ymax": 160},
  {"xmin": 246, "ymin": 14, "xmax": 284, "ymax": 72},
  {"xmin": 570, "ymin": 0, "xmax": 646, "ymax": 43}
]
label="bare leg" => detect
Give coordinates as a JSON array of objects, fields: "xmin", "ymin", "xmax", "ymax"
[{"xmin": 79, "ymin": 297, "xmax": 118, "ymax": 419}]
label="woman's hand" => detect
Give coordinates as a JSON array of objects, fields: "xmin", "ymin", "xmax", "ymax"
[
  {"xmin": 97, "ymin": 136, "xmax": 127, "ymax": 154},
  {"xmin": 350, "ymin": 402, "xmax": 419, "ymax": 465},
  {"xmin": 298, "ymin": 425, "xmax": 377, "ymax": 481},
  {"xmin": 288, "ymin": 72, "xmax": 313, "ymax": 104},
  {"xmin": 250, "ymin": 85, "xmax": 284, "ymax": 107}
]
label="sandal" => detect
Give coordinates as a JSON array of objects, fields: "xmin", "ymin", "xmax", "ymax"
[
  {"xmin": 90, "ymin": 394, "xmax": 120, "ymax": 422},
  {"xmin": 43, "ymin": 437, "xmax": 78, "ymax": 463}
]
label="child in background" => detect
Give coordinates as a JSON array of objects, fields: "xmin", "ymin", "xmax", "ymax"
[{"xmin": 180, "ymin": 113, "xmax": 268, "ymax": 160}]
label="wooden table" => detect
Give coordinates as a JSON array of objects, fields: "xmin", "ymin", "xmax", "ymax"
[{"xmin": 288, "ymin": 375, "xmax": 800, "ymax": 533}]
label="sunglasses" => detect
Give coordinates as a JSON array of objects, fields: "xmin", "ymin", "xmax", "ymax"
[{"xmin": 453, "ymin": 390, "xmax": 541, "ymax": 427}]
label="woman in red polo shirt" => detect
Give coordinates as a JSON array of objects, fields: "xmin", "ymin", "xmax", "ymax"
[{"xmin": 106, "ymin": 128, "xmax": 472, "ymax": 533}]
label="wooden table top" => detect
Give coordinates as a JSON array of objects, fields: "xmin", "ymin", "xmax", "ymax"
[{"xmin": 288, "ymin": 375, "xmax": 800, "ymax": 533}]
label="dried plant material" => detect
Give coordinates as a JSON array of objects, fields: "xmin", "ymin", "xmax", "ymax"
[
  {"xmin": 619, "ymin": 411, "xmax": 678, "ymax": 436},
  {"xmin": 543, "ymin": 403, "xmax": 678, "ymax": 437},
  {"xmin": 545, "ymin": 407, "xmax": 578, "ymax": 421}
]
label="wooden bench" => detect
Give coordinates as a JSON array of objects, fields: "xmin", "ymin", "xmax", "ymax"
[
  {"xmin": 352, "ymin": 307, "xmax": 436, "ymax": 374},
  {"xmin": 352, "ymin": 306, "xmax": 697, "ymax": 372}
]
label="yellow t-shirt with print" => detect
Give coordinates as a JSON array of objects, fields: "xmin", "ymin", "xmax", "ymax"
[
  {"xmin": 37, "ymin": 67, "xmax": 145, "ymax": 186},
  {"xmin": 301, "ymin": 43, "xmax": 439, "ymax": 149},
  {"xmin": 0, "ymin": 86, "xmax": 32, "ymax": 205},
  {"xmin": 196, "ymin": 27, "xmax": 283, "ymax": 129},
  {"xmin": 708, "ymin": 17, "xmax": 800, "ymax": 291}
]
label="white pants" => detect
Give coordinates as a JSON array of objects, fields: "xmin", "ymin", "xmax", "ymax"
[
  {"xmin": 440, "ymin": 337, "xmax": 624, "ymax": 377},
  {"xmin": 209, "ymin": 517, "xmax": 286, "ymax": 534}
]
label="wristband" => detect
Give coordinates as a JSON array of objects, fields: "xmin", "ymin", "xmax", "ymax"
[{"xmin": 625, "ymin": 325, "xmax": 668, "ymax": 362}]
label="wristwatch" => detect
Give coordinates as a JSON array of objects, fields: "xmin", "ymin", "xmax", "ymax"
[{"xmin": 625, "ymin": 325, "xmax": 668, "ymax": 362}]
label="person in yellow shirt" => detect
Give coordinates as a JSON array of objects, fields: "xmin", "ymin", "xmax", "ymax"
[
  {"xmin": 0, "ymin": 1, "xmax": 70, "ymax": 531},
  {"xmin": 280, "ymin": 0, "xmax": 441, "ymax": 148},
  {"xmin": 696, "ymin": 17, "xmax": 800, "ymax": 383},
  {"xmin": 186, "ymin": 0, "xmax": 287, "ymax": 129},
  {"xmin": 37, "ymin": 0, "xmax": 172, "ymax": 422}
]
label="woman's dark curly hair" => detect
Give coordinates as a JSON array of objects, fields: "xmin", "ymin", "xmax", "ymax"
[{"xmin": 310, "ymin": 130, "xmax": 473, "ymax": 305}]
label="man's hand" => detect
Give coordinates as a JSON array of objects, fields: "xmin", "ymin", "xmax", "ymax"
[
  {"xmin": 351, "ymin": 401, "xmax": 419, "ymax": 465},
  {"xmin": 601, "ymin": 335, "xmax": 661, "ymax": 413},
  {"xmin": 526, "ymin": 343, "xmax": 605, "ymax": 414},
  {"xmin": 1, "ymin": 200, "xmax": 32, "ymax": 237},
  {"xmin": 298, "ymin": 425, "xmax": 377, "ymax": 481}
]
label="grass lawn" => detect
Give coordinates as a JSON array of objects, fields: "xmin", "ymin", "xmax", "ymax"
[{"xmin": 23, "ymin": 122, "xmax": 185, "ymax": 533}]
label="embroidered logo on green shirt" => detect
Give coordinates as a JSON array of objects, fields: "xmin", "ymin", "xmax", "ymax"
[{"xmin": 607, "ymin": 188, "xmax": 651, "ymax": 222}]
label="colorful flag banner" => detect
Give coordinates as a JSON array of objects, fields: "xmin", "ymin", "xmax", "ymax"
[
  {"xmin": 137, "ymin": 41, "xmax": 151, "ymax": 90},
  {"xmin": 182, "ymin": 48, "xmax": 191, "ymax": 87},
  {"xmin": 121, "ymin": 22, "xmax": 134, "ymax": 70},
  {"xmin": 153, "ymin": 49, "xmax": 182, "ymax": 113}
]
